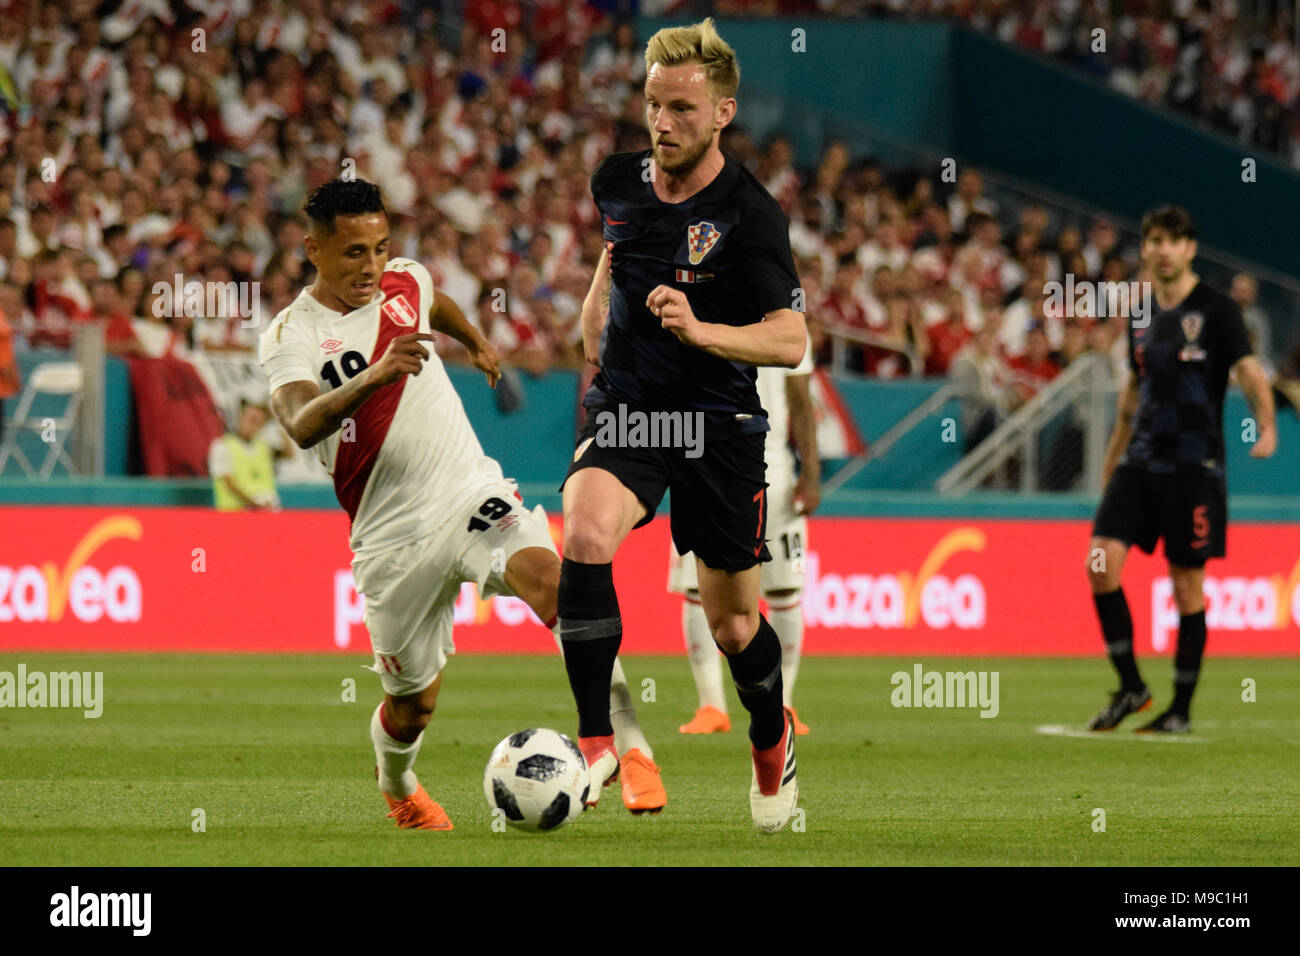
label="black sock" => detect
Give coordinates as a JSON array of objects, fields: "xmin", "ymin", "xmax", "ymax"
[
  {"xmin": 557, "ymin": 559, "xmax": 620, "ymax": 738},
  {"xmin": 1172, "ymin": 609, "xmax": 1207, "ymax": 717},
  {"xmin": 1093, "ymin": 588, "xmax": 1144, "ymax": 692},
  {"xmin": 725, "ymin": 615, "xmax": 785, "ymax": 750}
]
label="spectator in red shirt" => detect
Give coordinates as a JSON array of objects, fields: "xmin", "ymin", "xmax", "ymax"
[
  {"xmin": 1007, "ymin": 322, "xmax": 1062, "ymax": 405},
  {"xmin": 925, "ymin": 288, "xmax": 974, "ymax": 376}
]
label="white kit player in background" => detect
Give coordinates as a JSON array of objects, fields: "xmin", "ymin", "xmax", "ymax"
[
  {"xmin": 257, "ymin": 180, "xmax": 664, "ymax": 829},
  {"xmin": 669, "ymin": 333, "xmax": 820, "ymax": 735}
]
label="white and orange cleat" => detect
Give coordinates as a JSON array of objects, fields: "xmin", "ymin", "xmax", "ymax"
[
  {"xmin": 749, "ymin": 710, "xmax": 798, "ymax": 834},
  {"xmin": 578, "ymin": 734, "xmax": 619, "ymax": 809},
  {"xmin": 384, "ymin": 785, "xmax": 454, "ymax": 830},
  {"xmin": 679, "ymin": 705, "xmax": 731, "ymax": 734},
  {"xmin": 619, "ymin": 748, "xmax": 666, "ymax": 814},
  {"xmin": 788, "ymin": 706, "xmax": 810, "ymax": 736}
]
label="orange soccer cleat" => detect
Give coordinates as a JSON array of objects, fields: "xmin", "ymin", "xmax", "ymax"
[
  {"xmin": 619, "ymin": 748, "xmax": 667, "ymax": 815},
  {"xmin": 384, "ymin": 785, "xmax": 454, "ymax": 830},
  {"xmin": 678, "ymin": 705, "xmax": 731, "ymax": 734},
  {"xmin": 787, "ymin": 707, "xmax": 810, "ymax": 736}
]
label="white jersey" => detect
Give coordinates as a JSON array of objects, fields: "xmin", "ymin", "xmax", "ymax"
[
  {"xmin": 757, "ymin": 334, "xmax": 814, "ymax": 487},
  {"xmin": 258, "ymin": 258, "xmax": 503, "ymax": 557}
]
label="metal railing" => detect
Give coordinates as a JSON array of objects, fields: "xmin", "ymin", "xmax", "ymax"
[
  {"xmin": 824, "ymin": 325, "xmax": 923, "ymax": 378},
  {"xmin": 822, "ymin": 379, "xmax": 959, "ymax": 495},
  {"xmin": 935, "ymin": 354, "xmax": 1116, "ymax": 495}
]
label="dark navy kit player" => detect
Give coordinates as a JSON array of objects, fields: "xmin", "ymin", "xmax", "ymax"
[
  {"xmin": 1085, "ymin": 205, "xmax": 1276, "ymax": 733},
  {"xmin": 558, "ymin": 19, "xmax": 808, "ymax": 831}
]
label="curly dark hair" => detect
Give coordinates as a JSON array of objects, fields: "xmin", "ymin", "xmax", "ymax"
[
  {"xmin": 303, "ymin": 179, "xmax": 386, "ymax": 233},
  {"xmin": 1140, "ymin": 204, "xmax": 1196, "ymax": 241}
]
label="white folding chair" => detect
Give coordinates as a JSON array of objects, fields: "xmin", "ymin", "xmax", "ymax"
[{"xmin": 0, "ymin": 361, "xmax": 84, "ymax": 478}]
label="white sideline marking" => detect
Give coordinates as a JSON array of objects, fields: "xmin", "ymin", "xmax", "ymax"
[{"xmin": 1035, "ymin": 724, "xmax": 1210, "ymax": 744}]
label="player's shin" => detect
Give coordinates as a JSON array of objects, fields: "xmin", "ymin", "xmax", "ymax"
[
  {"xmin": 1171, "ymin": 609, "xmax": 1207, "ymax": 717},
  {"xmin": 1092, "ymin": 588, "xmax": 1145, "ymax": 691},
  {"xmin": 370, "ymin": 701, "xmax": 423, "ymax": 799},
  {"xmin": 557, "ymin": 558, "xmax": 622, "ymax": 739},
  {"xmin": 768, "ymin": 598, "xmax": 803, "ymax": 708},
  {"xmin": 724, "ymin": 615, "xmax": 785, "ymax": 750},
  {"xmin": 609, "ymin": 657, "xmax": 652, "ymax": 758},
  {"xmin": 683, "ymin": 595, "xmax": 727, "ymax": 711}
]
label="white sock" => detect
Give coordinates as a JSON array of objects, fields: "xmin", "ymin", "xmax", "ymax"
[
  {"xmin": 609, "ymin": 656, "xmax": 652, "ymax": 758},
  {"xmin": 768, "ymin": 599, "xmax": 804, "ymax": 709},
  {"xmin": 371, "ymin": 701, "xmax": 422, "ymax": 798},
  {"xmin": 683, "ymin": 595, "xmax": 726, "ymax": 712}
]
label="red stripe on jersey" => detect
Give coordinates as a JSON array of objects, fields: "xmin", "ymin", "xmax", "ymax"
[{"xmin": 332, "ymin": 270, "xmax": 423, "ymax": 522}]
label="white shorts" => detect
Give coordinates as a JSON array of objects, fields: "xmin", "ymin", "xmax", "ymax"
[
  {"xmin": 668, "ymin": 474, "xmax": 808, "ymax": 596},
  {"xmin": 351, "ymin": 479, "xmax": 558, "ymax": 696}
]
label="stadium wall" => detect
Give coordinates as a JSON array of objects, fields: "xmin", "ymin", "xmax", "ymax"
[{"xmin": 5, "ymin": 362, "xmax": 1296, "ymax": 493}]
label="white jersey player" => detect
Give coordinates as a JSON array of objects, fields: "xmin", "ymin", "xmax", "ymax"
[
  {"xmin": 259, "ymin": 180, "xmax": 663, "ymax": 829},
  {"xmin": 669, "ymin": 337, "xmax": 820, "ymax": 735}
]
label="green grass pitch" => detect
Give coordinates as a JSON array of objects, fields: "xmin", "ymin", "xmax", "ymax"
[{"xmin": 2, "ymin": 654, "xmax": 1297, "ymax": 866}]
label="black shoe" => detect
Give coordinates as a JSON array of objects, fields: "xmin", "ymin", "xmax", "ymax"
[
  {"xmin": 1086, "ymin": 686, "xmax": 1152, "ymax": 730},
  {"xmin": 1135, "ymin": 709, "xmax": 1191, "ymax": 734}
]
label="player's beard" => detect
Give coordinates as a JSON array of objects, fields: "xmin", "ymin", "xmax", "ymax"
[{"xmin": 654, "ymin": 129, "xmax": 713, "ymax": 177}]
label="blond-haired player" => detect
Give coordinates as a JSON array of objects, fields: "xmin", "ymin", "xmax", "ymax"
[{"xmin": 563, "ymin": 19, "xmax": 808, "ymax": 831}]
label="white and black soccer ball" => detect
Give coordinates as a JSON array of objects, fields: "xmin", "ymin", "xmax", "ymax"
[{"xmin": 483, "ymin": 728, "xmax": 589, "ymax": 832}]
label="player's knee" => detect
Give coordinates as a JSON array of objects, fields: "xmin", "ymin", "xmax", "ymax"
[
  {"xmin": 507, "ymin": 548, "xmax": 560, "ymax": 622},
  {"xmin": 1085, "ymin": 545, "xmax": 1121, "ymax": 592},
  {"xmin": 709, "ymin": 612, "xmax": 759, "ymax": 655},
  {"xmin": 561, "ymin": 522, "xmax": 618, "ymax": 564},
  {"xmin": 1170, "ymin": 570, "xmax": 1205, "ymax": 613}
]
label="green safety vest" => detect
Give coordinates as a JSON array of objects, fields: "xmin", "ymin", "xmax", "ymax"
[{"xmin": 213, "ymin": 434, "xmax": 276, "ymax": 511}]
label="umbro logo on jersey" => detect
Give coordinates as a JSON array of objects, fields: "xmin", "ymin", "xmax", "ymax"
[
  {"xmin": 320, "ymin": 338, "xmax": 344, "ymax": 354},
  {"xmin": 382, "ymin": 294, "xmax": 417, "ymax": 328},
  {"xmin": 687, "ymin": 220, "xmax": 722, "ymax": 265}
]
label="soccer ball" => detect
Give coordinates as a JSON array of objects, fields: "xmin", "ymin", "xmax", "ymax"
[{"xmin": 483, "ymin": 728, "xmax": 589, "ymax": 832}]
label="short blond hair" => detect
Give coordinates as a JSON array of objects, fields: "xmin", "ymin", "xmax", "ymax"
[{"xmin": 644, "ymin": 17, "xmax": 739, "ymax": 101}]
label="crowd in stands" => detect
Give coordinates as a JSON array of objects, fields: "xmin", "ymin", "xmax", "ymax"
[
  {"xmin": 697, "ymin": 0, "xmax": 1300, "ymax": 171},
  {"xmin": 0, "ymin": 0, "xmax": 1287, "ymax": 452}
]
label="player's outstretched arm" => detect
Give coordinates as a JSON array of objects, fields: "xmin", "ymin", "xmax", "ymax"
[
  {"xmin": 580, "ymin": 246, "xmax": 611, "ymax": 367},
  {"xmin": 1233, "ymin": 355, "xmax": 1277, "ymax": 458},
  {"xmin": 271, "ymin": 332, "xmax": 434, "ymax": 448},
  {"xmin": 648, "ymin": 283, "xmax": 806, "ymax": 367},
  {"xmin": 1100, "ymin": 371, "xmax": 1140, "ymax": 487},
  {"xmin": 429, "ymin": 289, "xmax": 501, "ymax": 388}
]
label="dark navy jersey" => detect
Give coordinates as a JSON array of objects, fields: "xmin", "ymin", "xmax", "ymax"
[
  {"xmin": 1123, "ymin": 280, "xmax": 1251, "ymax": 477},
  {"xmin": 585, "ymin": 149, "xmax": 801, "ymax": 439}
]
